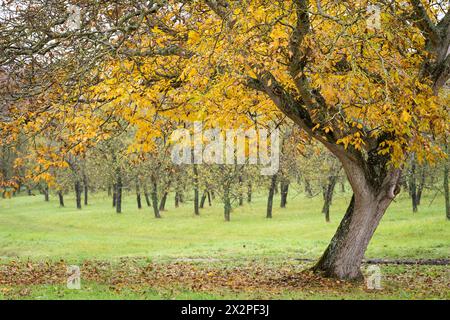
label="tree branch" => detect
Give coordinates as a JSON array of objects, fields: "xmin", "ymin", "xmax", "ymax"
[
  {"xmin": 289, "ymin": 0, "xmax": 310, "ymax": 92},
  {"xmin": 247, "ymin": 72, "xmax": 354, "ymax": 162},
  {"xmin": 408, "ymin": 0, "xmax": 440, "ymax": 48},
  {"xmin": 204, "ymin": 0, "xmax": 235, "ymax": 28}
]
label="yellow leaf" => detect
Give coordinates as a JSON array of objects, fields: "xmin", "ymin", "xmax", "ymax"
[{"xmin": 400, "ymin": 110, "xmax": 411, "ymax": 123}]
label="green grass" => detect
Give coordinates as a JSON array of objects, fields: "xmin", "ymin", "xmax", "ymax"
[
  {"xmin": 0, "ymin": 189, "xmax": 449, "ymax": 300},
  {"xmin": 0, "ymin": 190, "xmax": 448, "ymax": 263},
  {"xmin": 0, "ymin": 282, "xmax": 222, "ymax": 300}
]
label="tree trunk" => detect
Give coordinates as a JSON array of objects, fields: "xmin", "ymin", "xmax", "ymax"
[
  {"xmin": 266, "ymin": 174, "xmax": 277, "ymax": 219},
  {"xmin": 159, "ymin": 192, "xmax": 168, "ymax": 211},
  {"xmin": 83, "ymin": 175, "xmax": 88, "ymax": 206},
  {"xmin": 444, "ymin": 159, "xmax": 449, "ymax": 220},
  {"xmin": 416, "ymin": 167, "xmax": 426, "ymax": 206},
  {"xmin": 322, "ymin": 175, "xmax": 337, "ymax": 223},
  {"xmin": 75, "ymin": 181, "xmax": 82, "ymax": 209},
  {"xmin": 200, "ymin": 191, "xmax": 207, "ymax": 209},
  {"xmin": 247, "ymin": 182, "xmax": 252, "ymax": 203},
  {"xmin": 112, "ymin": 183, "xmax": 117, "ymax": 207},
  {"xmin": 116, "ymin": 168, "xmax": 122, "ymax": 214},
  {"xmin": 409, "ymin": 161, "xmax": 418, "ymax": 212},
  {"xmin": 151, "ymin": 176, "xmax": 161, "ymax": 218},
  {"xmin": 280, "ymin": 180, "xmax": 289, "ymax": 208},
  {"xmin": 136, "ymin": 180, "xmax": 142, "ymax": 209},
  {"xmin": 313, "ymin": 163, "xmax": 401, "ymax": 280},
  {"xmin": 175, "ymin": 191, "xmax": 180, "ymax": 208},
  {"xmin": 143, "ymin": 185, "xmax": 151, "ymax": 207},
  {"xmin": 238, "ymin": 175, "xmax": 243, "ymax": 206},
  {"xmin": 193, "ymin": 164, "xmax": 200, "ymax": 215},
  {"xmin": 207, "ymin": 191, "xmax": 212, "ymax": 206},
  {"xmin": 304, "ymin": 179, "xmax": 313, "ymax": 197},
  {"xmin": 58, "ymin": 191, "xmax": 64, "ymax": 207},
  {"xmin": 44, "ymin": 185, "xmax": 49, "ymax": 202},
  {"xmin": 224, "ymin": 185, "xmax": 231, "ymax": 221}
]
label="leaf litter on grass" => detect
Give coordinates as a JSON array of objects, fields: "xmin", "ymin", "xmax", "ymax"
[{"xmin": 0, "ymin": 259, "xmax": 448, "ymax": 299}]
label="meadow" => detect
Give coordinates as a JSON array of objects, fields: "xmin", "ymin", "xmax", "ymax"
[{"xmin": 0, "ymin": 189, "xmax": 449, "ymax": 299}]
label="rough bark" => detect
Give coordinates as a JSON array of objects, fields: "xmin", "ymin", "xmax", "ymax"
[{"xmin": 313, "ymin": 160, "xmax": 402, "ymax": 280}]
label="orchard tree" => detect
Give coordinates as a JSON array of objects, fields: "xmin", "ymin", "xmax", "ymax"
[
  {"xmin": 182, "ymin": 0, "xmax": 449, "ymax": 279},
  {"xmin": 1, "ymin": 0, "xmax": 449, "ymax": 281}
]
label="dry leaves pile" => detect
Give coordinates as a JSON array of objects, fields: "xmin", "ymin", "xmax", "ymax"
[{"xmin": 0, "ymin": 259, "xmax": 448, "ymax": 299}]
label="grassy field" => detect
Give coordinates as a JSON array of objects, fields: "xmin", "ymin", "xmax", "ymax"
[{"xmin": 0, "ymin": 188, "xmax": 449, "ymax": 299}]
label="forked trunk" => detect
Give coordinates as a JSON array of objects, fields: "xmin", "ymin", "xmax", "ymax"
[
  {"xmin": 313, "ymin": 159, "xmax": 401, "ymax": 280},
  {"xmin": 322, "ymin": 175, "xmax": 337, "ymax": 222},
  {"xmin": 200, "ymin": 191, "xmax": 207, "ymax": 209}
]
